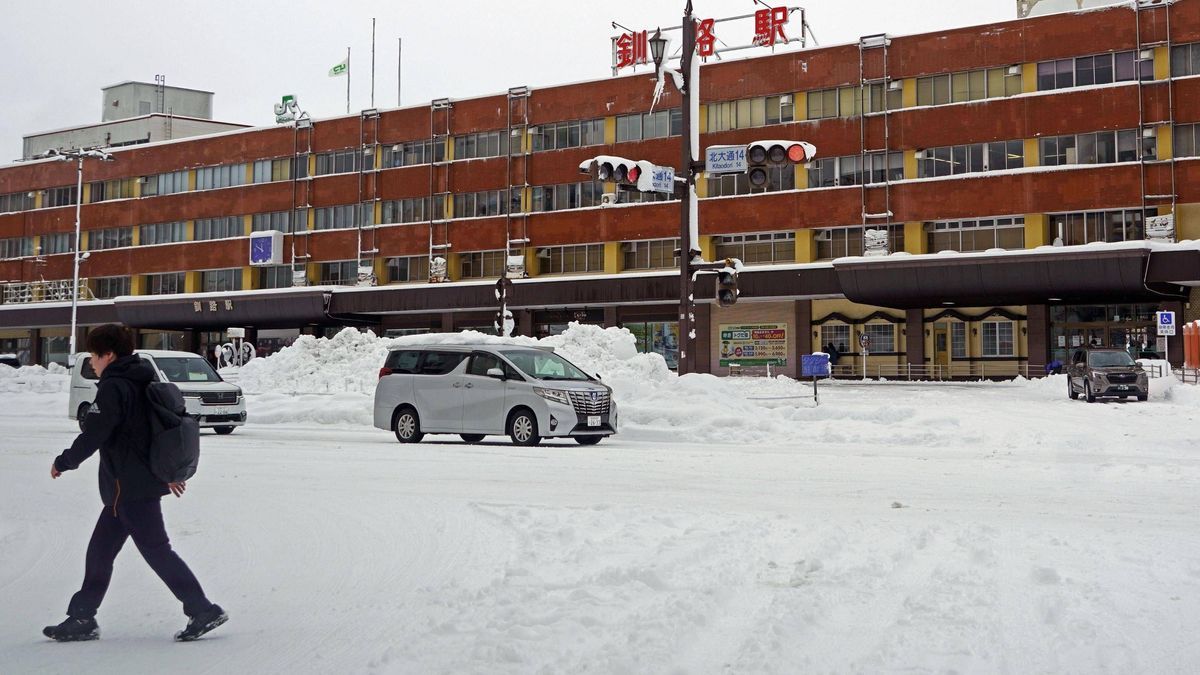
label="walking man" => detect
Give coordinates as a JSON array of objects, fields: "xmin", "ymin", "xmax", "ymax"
[{"xmin": 44, "ymin": 324, "xmax": 226, "ymax": 642}]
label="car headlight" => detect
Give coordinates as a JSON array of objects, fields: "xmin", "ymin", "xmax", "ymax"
[{"xmin": 533, "ymin": 387, "xmax": 571, "ymax": 406}]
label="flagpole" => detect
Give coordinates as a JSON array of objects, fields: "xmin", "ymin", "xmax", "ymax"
[
  {"xmin": 371, "ymin": 18, "xmax": 376, "ymax": 109},
  {"xmin": 346, "ymin": 47, "xmax": 351, "ymax": 115},
  {"xmin": 397, "ymin": 38, "xmax": 402, "ymax": 106}
]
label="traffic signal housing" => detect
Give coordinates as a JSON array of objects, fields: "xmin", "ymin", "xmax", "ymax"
[
  {"xmin": 579, "ymin": 156, "xmax": 657, "ymax": 190},
  {"xmin": 715, "ymin": 259, "xmax": 740, "ymax": 307},
  {"xmin": 746, "ymin": 140, "xmax": 817, "ymax": 188}
]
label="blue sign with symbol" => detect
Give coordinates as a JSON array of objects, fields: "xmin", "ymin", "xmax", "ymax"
[
  {"xmin": 801, "ymin": 354, "xmax": 830, "ymax": 378},
  {"xmin": 1157, "ymin": 310, "xmax": 1176, "ymax": 336}
]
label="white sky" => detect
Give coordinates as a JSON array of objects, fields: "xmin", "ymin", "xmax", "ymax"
[{"xmin": 0, "ymin": 1, "xmax": 1017, "ymax": 164}]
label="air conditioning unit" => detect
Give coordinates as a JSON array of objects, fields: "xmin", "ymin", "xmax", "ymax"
[
  {"xmin": 1007, "ymin": 65, "xmax": 1022, "ymax": 76},
  {"xmin": 813, "ymin": 230, "xmax": 832, "ymax": 242},
  {"xmin": 1142, "ymin": 127, "xmax": 1157, "ymax": 138},
  {"xmin": 600, "ymin": 192, "xmax": 618, "ymax": 206},
  {"xmin": 887, "ymin": 80, "xmax": 903, "ymax": 91},
  {"xmin": 914, "ymin": 149, "xmax": 927, "ymax": 159},
  {"xmin": 620, "ymin": 242, "xmax": 636, "ymax": 253},
  {"xmin": 780, "ymin": 95, "xmax": 792, "ymax": 104},
  {"xmin": 1139, "ymin": 49, "xmax": 1154, "ymax": 60},
  {"xmin": 536, "ymin": 248, "xmax": 552, "ymax": 259},
  {"xmin": 136, "ymin": 177, "xmax": 147, "ymax": 184},
  {"xmin": 391, "ymin": 144, "xmax": 402, "ymax": 153}
]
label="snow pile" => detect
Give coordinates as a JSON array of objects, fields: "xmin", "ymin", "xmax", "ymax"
[{"xmin": 0, "ymin": 363, "xmax": 70, "ymax": 393}]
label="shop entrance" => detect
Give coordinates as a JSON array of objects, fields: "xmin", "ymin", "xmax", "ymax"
[
  {"xmin": 1049, "ymin": 304, "xmax": 1161, "ymax": 363},
  {"xmin": 932, "ymin": 325, "xmax": 950, "ymax": 367}
]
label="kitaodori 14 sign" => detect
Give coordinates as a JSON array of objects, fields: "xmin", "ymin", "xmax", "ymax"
[{"xmin": 719, "ymin": 323, "xmax": 788, "ymax": 367}]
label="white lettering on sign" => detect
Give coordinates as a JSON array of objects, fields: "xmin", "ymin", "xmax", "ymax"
[
  {"xmin": 706, "ymin": 145, "xmax": 747, "ymax": 174},
  {"xmin": 1157, "ymin": 311, "xmax": 1176, "ymax": 336}
]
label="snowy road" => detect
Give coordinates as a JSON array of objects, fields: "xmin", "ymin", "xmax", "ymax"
[{"xmin": 2, "ymin": 379, "xmax": 1199, "ymax": 674}]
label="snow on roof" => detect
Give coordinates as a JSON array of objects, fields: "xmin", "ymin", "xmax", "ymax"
[
  {"xmin": 832, "ymin": 238, "xmax": 1200, "ymax": 265},
  {"xmin": 23, "ymin": 114, "xmax": 248, "ymax": 140}
]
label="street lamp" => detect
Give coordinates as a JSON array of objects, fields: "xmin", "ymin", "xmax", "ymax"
[
  {"xmin": 35, "ymin": 148, "xmax": 114, "ymax": 366},
  {"xmin": 649, "ymin": 28, "xmax": 667, "ymax": 66}
]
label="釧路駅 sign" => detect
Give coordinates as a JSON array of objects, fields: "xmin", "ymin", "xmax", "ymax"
[
  {"xmin": 719, "ymin": 323, "xmax": 787, "ymax": 367},
  {"xmin": 611, "ymin": 5, "xmax": 799, "ymax": 72}
]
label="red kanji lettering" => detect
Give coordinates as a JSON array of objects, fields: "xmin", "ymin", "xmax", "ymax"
[
  {"xmin": 615, "ymin": 30, "xmax": 649, "ymax": 69},
  {"xmin": 696, "ymin": 18, "xmax": 716, "ymax": 58},
  {"xmin": 754, "ymin": 7, "xmax": 789, "ymax": 47}
]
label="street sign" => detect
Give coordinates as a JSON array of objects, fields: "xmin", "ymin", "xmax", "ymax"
[
  {"xmin": 705, "ymin": 145, "xmax": 747, "ymax": 174},
  {"xmin": 859, "ymin": 333, "xmax": 871, "ymax": 349},
  {"xmin": 801, "ymin": 354, "xmax": 830, "ymax": 378},
  {"xmin": 1157, "ymin": 311, "xmax": 1176, "ymax": 336},
  {"xmin": 647, "ymin": 164, "xmax": 676, "ymax": 194}
]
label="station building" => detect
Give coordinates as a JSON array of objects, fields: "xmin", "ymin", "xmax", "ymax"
[{"xmin": 1, "ymin": 0, "xmax": 1198, "ymax": 376}]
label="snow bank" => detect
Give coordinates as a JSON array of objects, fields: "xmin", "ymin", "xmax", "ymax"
[{"xmin": 0, "ymin": 363, "xmax": 69, "ymax": 393}]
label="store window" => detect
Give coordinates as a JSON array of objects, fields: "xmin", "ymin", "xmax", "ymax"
[
  {"xmin": 863, "ymin": 323, "xmax": 896, "ymax": 353},
  {"xmin": 981, "ymin": 321, "xmax": 1015, "ymax": 357},
  {"xmin": 624, "ymin": 321, "xmax": 679, "ymax": 369},
  {"xmin": 951, "ymin": 323, "xmax": 967, "ymax": 359},
  {"xmin": 820, "ymin": 323, "xmax": 851, "ymax": 353}
]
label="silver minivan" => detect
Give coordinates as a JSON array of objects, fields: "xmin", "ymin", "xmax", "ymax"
[
  {"xmin": 373, "ymin": 345, "xmax": 617, "ymax": 446},
  {"xmin": 69, "ymin": 350, "xmax": 247, "ymax": 434}
]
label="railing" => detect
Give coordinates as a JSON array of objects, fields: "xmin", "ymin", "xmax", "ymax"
[
  {"xmin": 868, "ymin": 362, "xmax": 1034, "ymax": 380},
  {"xmin": 1178, "ymin": 367, "xmax": 1200, "ymax": 385},
  {"xmin": 1, "ymin": 279, "xmax": 94, "ymax": 305}
]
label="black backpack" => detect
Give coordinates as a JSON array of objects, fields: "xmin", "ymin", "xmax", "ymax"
[{"xmin": 145, "ymin": 382, "xmax": 201, "ymax": 483}]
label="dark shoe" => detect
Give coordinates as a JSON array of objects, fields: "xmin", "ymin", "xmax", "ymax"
[
  {"xmin": 174, "ymin": 604, "xmax": 227, "ymax": 642},
  {"xmin": 43, "ymin": 617, "xmax": 100, "ymax": 642}
]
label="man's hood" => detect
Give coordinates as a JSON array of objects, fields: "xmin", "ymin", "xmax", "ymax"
[{"xmin": 100, "ymin": 355, "xmax": 157, "ymax": 385}]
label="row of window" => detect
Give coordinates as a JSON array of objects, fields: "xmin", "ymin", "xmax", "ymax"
[
  {"xmin": 707, "ymin": 95, "xmax": 795, "ymax": 132},
  {"xmin": 1040, "ymin": 129, "xmax": 1152, "ymax": 166},
  {"xmin": 927, "ymin": 217, "xmax": 1026, "ymax": 253},
  {"xmin": 916, "ymin": 67, "xmax": 1023, "ymax": 107},
  {"xmin": 808, "ymin": 152, "xmax": 905, "ymax": 187},
  {"xmin": 1037, "ymin": 50, "xmax": 1153, "ymax": 91},
  {"xmin": 807, "ymin": 84, "xmax": 902, "ymax": 119},
  {"xmin": 917, "ymin": 141, "xmax": 1025, "ymax": 178},
  {"xmin": 0, "ymin": 237, "xmax": 33, "ymax": 259},
  {"xmin": 820, "ymin": 320, "xmax": 1016, "ymax": 357}
]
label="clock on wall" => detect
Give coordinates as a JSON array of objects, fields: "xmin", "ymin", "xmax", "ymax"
[{"xmin": 248, "ymin": 230, "xmax": 283, "ymax": 266}]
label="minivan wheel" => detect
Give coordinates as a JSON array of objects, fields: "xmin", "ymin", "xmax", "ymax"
[
  {"xmin": 214, "ymin": 426, "xmax": 235, "ymax": 435},
  {"xmin": 76, "ymin": 403, "xmax": 91, "ymax": 431},
  {"xmin": 508, "ymin": 409, "xmax": 540, "ymax": 447},
  {"xmin": 574, "ymin": 436, "xmax": 603, "ymax": 446},
  {"xmin": 1067, "ymin": 377, "xmax": 1078, "ymax": 400},
  {"xmin": 460, "ymin": 434, "xmax": 485, "ymax": 444},
  {"xmin": 394, "ymin": 407, "xmax": 424, "ymax": 443},
  {"xmin": 1084, "ymin": 380, "xmax": 1096, "ymax": 403},
  {"xmin": 1137, "ymin": 393, "xmax": 1148, "ymax": 402}
]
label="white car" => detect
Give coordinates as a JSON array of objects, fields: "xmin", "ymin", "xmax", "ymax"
[
  {"xmin": 69, "ymin": 350, "xmax": 247, "ymax": 434},
  {"xmin": 373, "ymin": 344, "xmax": 617, "ymax": 446}
]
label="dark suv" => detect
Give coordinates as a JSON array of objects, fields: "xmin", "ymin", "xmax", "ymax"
[{"xmin": 1066, "ymin": 348, "xmax": 1148, "ymax": 402}]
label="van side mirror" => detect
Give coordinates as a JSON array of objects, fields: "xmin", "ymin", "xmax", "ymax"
[{"xmin": 487, "ymin": 367, "xmax": 506, "ymax": 380}]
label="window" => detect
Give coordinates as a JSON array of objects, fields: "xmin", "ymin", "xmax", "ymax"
[
  {"xmin": 453, "ymin": 190, "xmax": 509, "ymax": 218},
  {"xmin": 257, "ymin": 266, "xmax": 295, "ymax": 290},
  {"xmin": 537, "ymin": 243, "xmax": 605, "ymax": 275},
  {"xmin": 821, "ymin": 323, "xmax": 851, "ymax": 353},
  {"xmin": 815, "ymin": 225, "xmax": 904, "ymax": 260},
  {"xmin": 0, "ymin": 237, "xmax": 33, "ymax": 259},
  {"xmin": 44, "ymin": 186, "xmax": 78, "ymax": 208},
  {"xmin": 1174, "ymin": 123, "xmax": 1199, "ymax": 158},
  {"xmin": 530, "ymin": 182, "xmax": 604, "ymax": 211},
  {"xmin": 918, "ymin": 140, "xmax": 1024, "ymax": 178},
  {"xmin": 714, "ymin": 232, "xmax": 795, "ymax": 264},
  {"xmin": 453, "ymin": 131, "xmax": 508, "ymax": 160},
  {"xmin": 252, "ymin": 157, "xmax": 294, "ymax": 183},
  {"xmin": 623, "ymin": 238, "xmax": 679, "ymax": 270},
  {"xmin": 863, "ymin": 323, "xmax": 896, "ymax": 353},
  {"xmin": 1048, "ymin": 208, "xmax": 1152, "ymax": 245},
  {"xmin": 1040, "ymin": 130, "xmax": 1143, "ymax": 166},
  {"xmin": 139, "ymin": 221, "xmax": 187, "ymax": 245},
  {"xmin": 0, "ymin": 192, "xmax": 34, "ymax": 213},
  {"xmin": 314, "ymin": 149, "xmax": 365, "ymax": 175},
  {"xmin": 916, "ymin": 67, "xmax": 1022, "ymax": 106},
  {"xmin": 88, "ymin": 227, "xmax": 133, "ymax": 251},
  {"xmin": 531, "ymin": 119, "xmax": 605, "ymax": 151},
  {"xmin": 617, "ymin": 190, "xmax": 675, "ymax": 204},
  {"xmin": 383, "ymin": 139, "xmax": 445, "ymax": 167},
  {"xmin": 951, "ymin": 323, "xmax": 967, "ymax": 358},
  {"xmin": 1171, "ymin": 42, "xmax": 1200, "ymax": 77},
  {"xmin": 381, "ymin": 197, "xmax": 443, "ymax": 224},
  {"xmin": 384, "ymin": 350, "xmax": 422, "ymax": 374},
  {"xmin": 808, "ymin": 152, "xmax": 903, "ymax": 187},
  {"xmin": 41, "ymin": 232, "xmax": 73, "ymax": 255},
  {"xmin": 385, "ymin": 256, "xmax": 430, "ymax": 283},
  {"xmin": 459, "ymin": 250, "xmax": 506, "ymax": 279},
  {"xmin": 145, "ymin": 272, "xmax": 186, "ymax": 295},
  {"xmin": 925, "ymin": 217, "xmax": 1026, "ymax": 253},
  {"xmin": 141, "ymin": 170, "xmax": 188, "ymax": 196},
  {"xmin": 314, "ymin": 204, "xmax": 372, "ymax": 230},
  {"xmin": 252, "ymin": 210, "xmax": 300, "ymax": 233},
  {"xmin": 93, "ymin": 276, "xmax": 131, "ymax": 299},
  {"xmin": 88, "ymin": 178, "xmax": 135, "ymax": 203},
  {"xmin": 195, "ymin": 163, "xmax": 247, "ymax": 190},
  {"xmin": 806, "ymin": 88, "xmax": 839, "ymax": 119},
  {"xmin": 1037, "ymin": 50, "xmax": 1152, "ymax": 91},
  {"xmin": 982, "ymin": 321, "xmax": 1015, "ymax": 357},
  {"xmin": 708, "ymin": 166, "xmax": 794, "ymax": 196},
  {"xmin": 418, "ymin": 351, "xmax": 468, "ymax": 375},
  {"xmin": 707, "ymin": 95, "xmax": 795, "ymax": 132},
  {"xmin": 615, "ymin": 109, "xmax": 681, "ymax": 142},
  {"xmin": 194, "ymin": 216, "xmax": 244, "ymax": 240},
  {"xmin": 201, "ymin": 268, "xmax": 242, "ymax": 293}
]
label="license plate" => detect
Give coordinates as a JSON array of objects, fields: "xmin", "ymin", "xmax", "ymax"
[
  {"xmin": 587, "ymin": 415, "xmax": 601, "ymax": 427},
  {"xmin": 1117, "ymin": 385, "xmax": 1128, "ymax": 391},
  {"xmin": 209, "ymin": 407, "xmax": 232, "ymax": 415}
]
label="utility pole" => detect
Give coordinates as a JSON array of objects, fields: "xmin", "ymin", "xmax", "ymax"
[{"xmin": 677, "ymin": 0, "xmax": 701, "ymax": 375}]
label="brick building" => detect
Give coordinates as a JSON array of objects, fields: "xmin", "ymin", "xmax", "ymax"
[{"xmin": 2, "ymin": 0, "xmax": 1198, "ymax": 375}]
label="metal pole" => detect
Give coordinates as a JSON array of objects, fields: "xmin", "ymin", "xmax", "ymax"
[
  {"xmin": 371, "ymin": 18, "xmax": 376, "ymax": 109},
  {"xmin": 398, "ymin": 38, "xmax": 402, "ymax": 106},
  {"xmin": 678, "ymin": 0, "xmax": 696, "ymax": 375},
  {"xmin": 68, "ymin": 156, "xmax": 84, "ymax": 366},
  {"xmin": 346, "ymin": 47, "xmax": 351, "ymax": 115}
]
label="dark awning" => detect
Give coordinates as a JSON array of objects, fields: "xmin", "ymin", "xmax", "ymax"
[
  {"xmin": 833, "ymin": 246, "xmax": 1191, "ymax": 310},
  {"xmin": 0, "ymin": 301, "xmax": 118, "ymax": 329},
  {"xmin": 114, "ymin": 289, "xmax": 332, "ymax": 329}
]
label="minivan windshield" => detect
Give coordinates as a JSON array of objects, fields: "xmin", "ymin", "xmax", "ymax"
[
  {"xmin": 500, "ymin": 349, "xmax": 591, "ymax": 382},
  {"xmin": 1088, "ymin": 351, "xmax": 1136, "ymax": 368},
  {"xmin": 153, "ymin": 357, "xmax": 223, "ymax": 383}
]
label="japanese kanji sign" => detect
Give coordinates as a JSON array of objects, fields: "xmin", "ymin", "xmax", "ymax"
[
  {"xmin": 610, "ymin": 5, "xmax": 800, "ymax": 72},
  {"xmin": 615, "ymin": 30, "xmax": 649, "ymax": 69},
  {"xmin": 696, "ymin": 18, "xmax": 717, "ymax": 57},
  {"xmin": 753, "ymin": 6, "xmax": 789, "ymax": 47}
]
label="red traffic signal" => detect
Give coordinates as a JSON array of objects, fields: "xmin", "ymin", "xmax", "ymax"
[
  {"xmin": 579, "ymin": 155, "xmax": 643, "ymax": 187},
  {"xmin": 746, "ymin": 140, "xmax": 817, "ymax": 188}
]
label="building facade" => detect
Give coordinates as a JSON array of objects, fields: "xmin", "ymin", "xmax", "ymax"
[{"xmin": 2, "ymin": 1, "xmax": 1198, "ymax": 376}]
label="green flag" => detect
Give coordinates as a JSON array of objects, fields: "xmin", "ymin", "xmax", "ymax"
[{"xmin": 328, "ymin": 59, "xmax": 348, "ymax": 77}]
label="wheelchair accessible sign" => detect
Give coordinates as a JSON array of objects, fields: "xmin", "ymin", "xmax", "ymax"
[{"xmin": 1157, "ymin": 311, "xmax": 1176, "ymax": 336}]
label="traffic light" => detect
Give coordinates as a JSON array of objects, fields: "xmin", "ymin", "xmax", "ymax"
[
  {"xmin": 715, "ymin": 259, "xmax": 739, "ymax": 307},
  {"xmin": 579, "ymin": 156, "xmax": 654, "ymax": 190},
  {"xmin": 746, "ymin": 140, "xmax": 817, "ymax": 188}
]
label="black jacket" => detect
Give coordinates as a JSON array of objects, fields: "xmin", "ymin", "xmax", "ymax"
[{"xmin": 55, "ymin": 355, "xmax": 169, "ymax": 505}]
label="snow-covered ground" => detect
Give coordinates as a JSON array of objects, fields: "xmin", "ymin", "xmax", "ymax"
[{"xmin": 2, "ymin": 329, "xmax": 1199, "ymax": 673}]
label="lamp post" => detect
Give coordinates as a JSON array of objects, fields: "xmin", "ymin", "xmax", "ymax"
[
  {"xmin": 37, "ymin": 148, "xmax": 114, "ymax": 365},
  {"xmin": 651, "ymin": 2, "xmax": 702, "ymax": 375}
]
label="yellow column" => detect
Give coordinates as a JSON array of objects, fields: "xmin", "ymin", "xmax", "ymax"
[
  {"xmin": 1176, "ymin": 203, "xmax": 1200, "ymax": 241},
  {"xmin": 306, "ymin": 209, "xmax": 315, "ymax": 231},
  {"xmin": 243, "ymin": 215, "xmax": 253, "ymax": 236},
  {"xmin": 1024, "ymin": 214, "xmax": 1049, "ymax": 248},
  {"xmin": 130, "ymin": 275, "xmax": 145, "ymax": 295},
  {"xmin": 187, "ymin": 170, "xmax": 196, "ymax": 192},
  {"xmin": 307, "ymin": 155, "xmax": 317, "ymax": 177},
  {"xmin": 184, "ymin": 272, "xmax": 202, "ymax": 293},
  {"xmin": 524, "ymin": 247, "xmax": 538, "ymax": 278},
  {"xmin": 904, "ymin": 222, "xmax": 926, "ymax": 254},
  {"xmin": 305, "ymin": 263, "xmax": 319, "ymax": 285},
  {"xmin": 603, "ymin": 241, "xmax": 621, "ymax": 274},
  {"xmin": 698, "ymin": 105, "xmax": 709, "ymax": 133},
  {"xmin": 445, "ymin": 252, "xmax": 462, "ymax": 281},
  {"xmin": 133, "ymin": 178, "xmax": 143, "ymax": 199},
  {"xmin": 793, "ymin": 91, "xmax": 808, "ymax": 121},
  {"xmin": 901, "ymin": 79, "xmax": 917, "ymax": 109},
  {"xmin": 1154, "ymin": 46, "xmax": 1170, "ymax": 81},
  {"xmin": 442, "ymin": 194, "xmax": 453, "ymax": 219},
  {"xmin": 33, "ymin": 190, "xmax": 43, "ymax": 209},
  {"xmin": 80, "ymin": 231, "xmax": 89, "ymax": 250},
  {"xmin": 1157, "ymin": 126, "xmax": 1173, "ymax": 160},
  {"xmin": 130, "ymin": 226, "xmax": 141, "ymax": 246},
  {"xmin": 82, "ymin": 184, "xmax": 92, "ymax": 204},
  {"xmin": 373, "ymin": 256, "xmax": 388, "ymax": 283},
  {"xmin": 795, "ymin": 229, "xmax": 816, "ymax": 263},
  {"xmin": 241, "ymin": 267, "xmax": 254, "ymax": 290},
  {"xmin": 1023, "ymin": 138, "xmax": 1040, "ymax": 167},
  {"xmin": 698, "ymin": 235, "xmax": 716, "ymax": 263},
  {"xmin": 185, "ymin": 220, "xmax": 195, "ymax": 241},
  {"xmin": 1021, "ymin": 63, "xmax": 1039, "ymax": 93},
  {"xmin": 245, "ymin": 163, "xmax": 254, "ymax": 184},
  {"xmin": 604, "ymin": 116, "xmax": 617, "ymax": 144},
  {"xmin": 903, "ymin": 150, "xmax": 919, "ymax": 180},
  {"xmin": 444, "ymin": 137, "xmax": 455, "ymax": 162},
  {"xmin": 374, "ymin": 201, "xmax": 383, "ymax": 224},
  {"xmin": 695, "ymin": 175, "xmax": 709, "ymax": 198},
  {"xmin": 795, "ymin": 164, "xmax": 809, "ymax": 189}
]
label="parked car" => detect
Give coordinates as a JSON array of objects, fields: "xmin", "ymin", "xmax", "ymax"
[
  {"xmin": 373, "ymin": 345, "xmax": 617, "ymax": 446},
  {"xmin": 1066, "ymin": 348, "xmax": 1149, "ymax": 402},
  {"xmin": 0, "ymin": 353, "xmax": 21, "ymax": 368},
  {"xmin": 69, "ymin": 350, "xmax": 247, "ymax": 433}
]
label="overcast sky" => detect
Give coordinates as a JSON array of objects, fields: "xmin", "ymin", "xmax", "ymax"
[{"xmin": 0, "ymin": 1, "xmax": 1016, "ymax": 164}]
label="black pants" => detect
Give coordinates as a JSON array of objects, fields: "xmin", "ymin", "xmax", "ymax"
[{"xmin": 67, "ymin": 498, "xmax": 213, "ymax": 619}]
